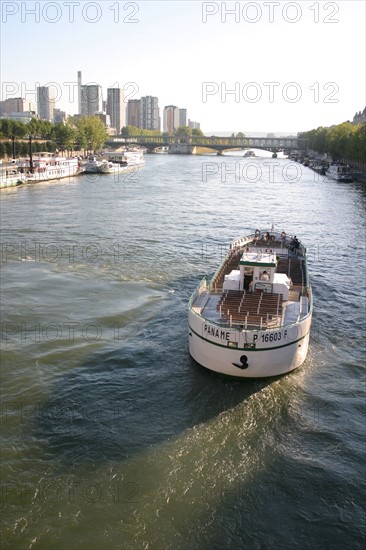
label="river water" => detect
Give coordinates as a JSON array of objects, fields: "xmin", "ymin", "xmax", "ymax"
[{"xmin": 1, "ymin": 153, "xmax": 365, "ymax": 549}]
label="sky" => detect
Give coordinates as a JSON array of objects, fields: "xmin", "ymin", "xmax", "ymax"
[{"xmin": 1, "ymin": 0, "xmax": 365, "ymax": 134}]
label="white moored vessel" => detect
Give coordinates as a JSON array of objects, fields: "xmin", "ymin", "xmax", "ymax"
[
  {"xmin": 103, "ymin": 148, "xmax": 145, "ymax": 167},
  {"xmin": 84, "ymin": 155, "xmax": 120, "ymax": 174},
  {"xmin": 325, "ymin": 164, "xmax": 353, "ymax": 182},
  {"xmin": 84, "ymin": 149, "xmax": 145, "ymax": 176},
  {"xmin": 18, "ymin": 153, "xmax": 82, "ymax": 182},
  {"xmin": 188, "ymin": 229, "xmax": 312, "ymax": 378}
]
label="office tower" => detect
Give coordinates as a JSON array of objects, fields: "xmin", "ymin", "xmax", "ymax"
[
  {"xmin": 140, "ymin": 96, "xmax": 160, "ymax": 131},
  {"xmin": 126, "ymin": 99, "xmax": 141, "ymax": 127},
  {"xmin": 163, "ymin": 105, "xmax": 179, "ymax": 133},
  {"xmin": 107, "ymin": 88, "xmax": 125, "ymax": 133},
  {"xmin": 37, "ymin": 86, "xmax": 56, "ymax": 121},
  {"xmin": 0, "ymin": 97, "xmax": 25, "ymax": 115},
  {"xmin": 80, "ymin": 84, "xmax": 103, "ymax": 116},
  {"xmin": 77, "ymin": 71, "xmax": 82, "ymax": 114},
  {"xmin": 188, "ymin": 119, "xmax": 201, "ymax": 130},
  {"xmin": 179, "ymin": 108, "xmax": 187, "ymax": 127}
]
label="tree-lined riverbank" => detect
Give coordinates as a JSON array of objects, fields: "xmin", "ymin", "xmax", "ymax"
[{"xmin": 299, "ymin": 122, "xmax": 366, "ymax": 170}]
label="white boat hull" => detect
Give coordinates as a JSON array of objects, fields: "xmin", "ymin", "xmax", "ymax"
[
  {"xmin": 0, "ymin": 174, "xmax": 26, "ymax": 188},
  {"xmin": 26, "ymin": 166, "xmax": 80, "ymax": 181},
  {"xmin": 188, "ymin": 309, "xmax": 311, "ymax": 378}
]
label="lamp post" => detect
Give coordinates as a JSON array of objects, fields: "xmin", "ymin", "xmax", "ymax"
[
  {"xmin": 28, "ymin": 135, "xmax": 33, "ymax": 174},
  {"xmin": 11, "ymin": 135, "xmax": 16, "ymax": 160}
]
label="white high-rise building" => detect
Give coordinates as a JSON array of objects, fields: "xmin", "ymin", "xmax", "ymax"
[
  {"xmin": 77, "ymin": 71, "xmax": 82, "ymax": 114},
  {"xmin": 188, "ymin": 119, "xmax": 201, "ymax": 130},
  {"xmin": 140, "ymin": 96, "xmax": 160, "ymax": 131},
  {"xmin": 107, "ymin": 88, "xmax": 125, "ymax": 133},
  {"xmin": 179, "ymin": 108, "xmax": 187, "ymax": 127},
  {"xmin": 37, "ymin": 86, "xmax": 56, "ymax": 121},
  {"xmin": 80, "ymin": 84, "xmax": 103, "ymax": 116}
]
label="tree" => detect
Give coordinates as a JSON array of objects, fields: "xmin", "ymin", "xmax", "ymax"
[
  {"xmin": 352, "ymin": 123, "xmax": 366, "ymax": 162},
  {"xmin": 73, "ymin": 116, "xmax": 108, "ymax": 154},
  {"xmin": 12, "ymin": 121, "xmax": 27, "ymax": 139},
  {"xmin": 52, "ymin": 122, "xmax": 76, "ymax": 154},
  {"xmin": 0, "ymin": 119, "xmax": 15, "ymax": 138},
  {"xmin": 0, "ymin": 142, "xmax": 6, "ymax": 158},
  {"xmin": 327, "ymin": 122, "xmax": 355, "ymax": 160},
  {"xmin": 175, "ymin": 126, "xmax": 192, "ymax": 136},
  {"xmin": 192, "ymin": 128, "xmax": 204, "ymax": 136}
]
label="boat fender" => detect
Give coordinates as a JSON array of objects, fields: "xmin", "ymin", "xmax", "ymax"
[{"xmin": 232, "ymin": 355, "xmax": 249, "ymax": 369}]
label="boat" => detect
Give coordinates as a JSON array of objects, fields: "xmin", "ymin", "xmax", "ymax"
[
  {"xmin": 188, "ymin": 229, "xmax": 312, "ymax": 378},
  {"xmin": 103, "ymin": 148, "xmax": 145, "ymax": 167},
  {"xmin": 83, "ymin": 155, "xmax": 120, "ymax": 174},
  {"xmin": 17, "ymin": 153, "xmax": 82, "ymax": 182},
  {"xmin": 84, "ymin": 155, "xmax": 103, "ymax": 173},
  {"xmin": 0, "ymin": 166, "xmax": 27, "ymax": 188},
  {"xmin": 325, "ymin": 164, "xmax": 353, "ymax": 182},
  {"xmin": 243, "ymin": 150, "xmax": 256, "ymax": 157},
  {"xmin": 83, "ymin": 151, "xmax": 144, "ymax": 175},
  {"xmin": 98, "ymin": 160, "xmax": 122, "ymax": 174}
]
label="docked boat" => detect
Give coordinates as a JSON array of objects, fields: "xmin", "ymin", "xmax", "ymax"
[
  {"xmin": 84, "ymin": 155, "xmax": 103, "ymax": 173},
  {"xmin": 243, "ymin": 150, "xmax": 256, "ymax": 157},
  {"xmin": 0, "ymin": 166, "xmax": 27, "ymax": 188},
  {"xmin": 103, "ymin": 148, "xmax": 145, "ymax": 167},
  {"xmin": 84, "ymin": 155, "xmax": 120, "ymax": 174},
  {"xmin": 18, "ymin": 153, "xmax": 82, "ymax": 182},
  {"xmin": 188, "ymin": 229, "xmax": 312, "ymax": 378},
  {"xmin": 325, "ymin": 164, "xmax": 353, "ymax": 182},
  {"xmin": 83, "ymin": 151, "xmax": 144, "ymax": 175}
]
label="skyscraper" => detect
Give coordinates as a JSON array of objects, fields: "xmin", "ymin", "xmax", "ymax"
[
  {"xmin": 107, "ymin": 88, "xmax": 125, "ymax": 133},
  {"xmin": 140, "ymin": 96, "xmax": 160, "ymax": 131},
  {"xmin": 80, "ymin": 85, "xmax": 103, "ymax": 116},
  {"xmin": 126, "ymin": 99, "xmax": 141, "ymax": 128},
  {"xmin": 163, "ymin": 105, "xmax": 179, "ymax": 133},
  {"xmin": 179, "ymin": 108, "xmax": 187, "ymax": 127},
  {"xmin": 0, "ymin": 97, "xmax": 25, "ymax": 115},
  {"xmin": 37, "ymin": 86, "xmax": 56, "ymax": 121},
  {"xmin": 77, "ymin": 71, "xmax": 82, "ymax": 114},
  {"xmin": 188, "ymin": 119, "xmax": 201, "ymax": 130}
]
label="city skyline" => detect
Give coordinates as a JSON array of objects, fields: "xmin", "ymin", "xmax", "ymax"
[{"xmin": 0, "ymin": 1, "xmax": 365, "ymax": 133}]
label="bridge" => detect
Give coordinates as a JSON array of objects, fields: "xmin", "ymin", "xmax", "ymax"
[{"xmin": 105, "ymin": 135, "xmax": 308, "ymax": 154}]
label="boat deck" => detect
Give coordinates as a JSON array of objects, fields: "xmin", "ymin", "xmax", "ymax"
[
  {"xmin": 194, "ymin": 289, "xmax": 308, "ymax": 330},
  {"xmin": 192, "ymin": 237, "xmax": 309, "ymax": 330}
]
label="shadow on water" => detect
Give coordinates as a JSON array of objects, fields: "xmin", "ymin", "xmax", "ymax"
[
  {"xmin": 28, "ymin": 273, "xmax": 282, "ymax": 471},
  {"xmin": 30, "ymin": 348, "xmax": 278, "ymax": 470}
]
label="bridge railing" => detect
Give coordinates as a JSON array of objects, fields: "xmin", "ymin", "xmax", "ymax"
[{"xmin": 105, "ymin": 135, "xmax": 308, "ymax": 149}]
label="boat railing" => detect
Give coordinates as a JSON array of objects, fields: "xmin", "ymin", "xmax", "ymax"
[
  {"xmin": 190, "ymin": 305, "xmax": 310, "ymax": 333},
  {"xmin": 188, "ymin": 276, "xmax": 207, "ymax": 307},
  {"xmin": 231, "ymin": 231, "xmax": 296, "ymax": 253}
]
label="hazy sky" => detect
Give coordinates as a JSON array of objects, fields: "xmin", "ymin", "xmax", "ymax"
[{"xmin": 1, "ymin": 0, "xmax": 365, "ymax": 133}]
